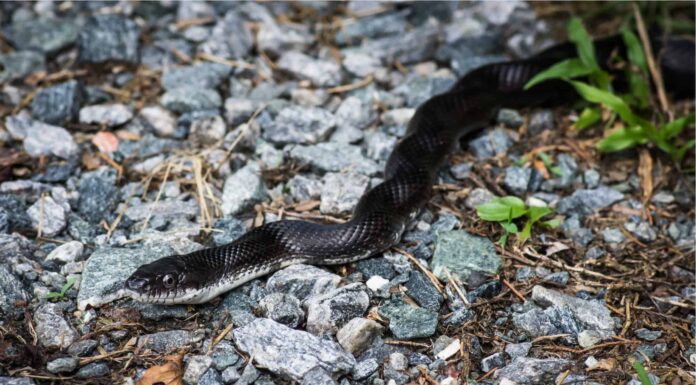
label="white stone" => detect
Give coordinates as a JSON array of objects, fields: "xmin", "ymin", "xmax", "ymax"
[
  {"xmin": 436, "ymin": 338, "xmax": 461, "ymax": 360},
  {"xmin": 79, "ymin": 103, "xmax": 133, "ymax": 127},
  {"xmin": 46, "ymin": 241, "xmax": 83, "ymax": 263},
  {"xmin": 140, "ymin": 106, "xmax": 177, "ymax": 137}
]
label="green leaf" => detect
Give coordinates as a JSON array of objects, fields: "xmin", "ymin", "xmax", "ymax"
[
  {"xmin": 675, "ymin": 139, "xmax": 696, "ymax": 162},
  {"xmin": 660, "ymin": 114, "xmax": 695, "ymax": 140},
  {"xmin": 45, "ymin": 292, "xmax": 62, "ymax": 299},
  {"xmin": 568, "ymin": 81, "xmax": 637, "ymax": 126},
  {"xmin": 497, "ymin": 233, "xmax": 509, "ymax": 247},
  {"xmin": 597, "ymin": 126, "xmax": 646, "ymax": 153},
  {"xmin": 632, "ymin": 360, "xmax": 653, "ymax": 385},
  {"xmin": 574, "ymin": 107, "xmax": 602, "ymax": 130},
  {"xmin": 517, "ymin": 220, "xmax": 533, "ymax": 244},
  {"xmin": 542, "ymin": 218, "xmax": 562, "ymax": 228},
  {"xmin": 568, "ymin": 17, "xmax": 598, "ymax": 70},
  {"xmin": 476, "ymin": 197, "xmax": 527, "ymax": 222},
  {"xmin": 500, "ymin": 222, "xmax": 518, "ymax": 234},
  {"xmin": 528, "ymin": 206, "xmax": 552, "ymax": 222},
  {"xmin": 524, "ymin": 59, "xmax": 594, "ymax": 90},
  {"xmin": 622, "ymin": 28, "xmax": 647, "ymax": 72},
  {"xmin": 61, "ymin": 277, "xmax": 77, "ymax": 296}
]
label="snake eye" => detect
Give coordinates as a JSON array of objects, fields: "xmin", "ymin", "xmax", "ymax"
[{"xmin": 162, "ymin": 274, "xmax": 176, "ymax": 288}]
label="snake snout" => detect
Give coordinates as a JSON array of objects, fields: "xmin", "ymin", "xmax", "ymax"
[{"xmin": 126, "ymin": 277, "xmax": 149, "ymax": 291}]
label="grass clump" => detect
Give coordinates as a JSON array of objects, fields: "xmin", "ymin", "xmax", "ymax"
[
  {"xmin": 476, "ymin": 196, "xmax": 560, "ymax": 246},
  {"xmin": 525, "ymin": 17, "xmax": 694, "ymax": 162},
  {"xmin": 45, "ymin": 277, "xmax": 77, "ymax": 301}
]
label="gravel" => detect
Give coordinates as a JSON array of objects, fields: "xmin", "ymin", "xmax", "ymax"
[
  {"xmin": 378, "ymin": 297, "xmax": 439, "ymax": 339},
  {"xmin": 79, "ymin": 104, "xmax": 133, "ymax": 127},
  {"xmin": 31, "ymin": 80, "xmax": 84, "ymax": 124},
  {"xmin": 320, "ymin": 172, "xmax": 370, "ymax": 215},
  {"xmin": 78, "ymin": 15, "xmax": 140, "ymax": 64},
  {"xmin": 34, "ymin": 303, "xmax": 79, "ymax": 349},
  {"xmin": 305, "ymin": 283, "xmax": 370, "ymax": 336},
  {"xmin": 0, "ymin": 266, "xmax": 28, "ymax": 318},
  {"xmin": 221, "ymin": 162, "xmax": 268, "ymax": 215},
  {"xmin": 277, "ymin": 52, "xmax": 342, "ymax": 87},
  {"xmin": 5, "ymin": 114, "xmax": 78, "ymax": 159},
  {"xmin": 430, "ymin": 230, "xmax": 502, "ymax": 282},
  {"xmin": 336, "ymin": 317, "xmax": 384, "ymax": 355}
]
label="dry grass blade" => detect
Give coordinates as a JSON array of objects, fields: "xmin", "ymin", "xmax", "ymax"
[
  {"xmin": 327, "ymin": 74, "xmax": 373, "ymax": 94},
  {"xmin": 208, "ymin": 323, "xmax": 234, "ymax": 354},
  {"xmin": 445, "ymin": 270, "xmax": 471, "ymax": 306},
  {"xmin": 141, "ymin": 161, "xmax": 172, "ymax": 232},
  {"xmin": 638, "ymin": 149, "xmax": 653, "ymax": 209},
  {"xmin": 393, "ymin": 247, "xmax": 444, "ymax": 293}
]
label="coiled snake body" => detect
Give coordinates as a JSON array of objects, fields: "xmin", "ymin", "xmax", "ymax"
[{"xmin": 126, "ymin": 35, "xmax": 694, "ymax": 304}]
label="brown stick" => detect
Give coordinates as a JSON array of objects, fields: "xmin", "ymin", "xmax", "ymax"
[{"xmin": 632, "ymin": 3, "xmax": 672, "ymax": 120}]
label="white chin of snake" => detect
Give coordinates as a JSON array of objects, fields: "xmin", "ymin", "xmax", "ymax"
[{"xmin": 124, "ymin": 286, "xmax": 222, "ymax": 305}]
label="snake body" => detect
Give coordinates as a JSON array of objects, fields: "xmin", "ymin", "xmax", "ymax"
[{"xmin": 125, "ymin": 35, "xmax": 694, "ymax": 304}]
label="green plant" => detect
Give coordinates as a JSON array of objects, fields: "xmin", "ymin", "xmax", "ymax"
[
  {"xmin": 45, "ymin": 277, "xmax": 77, "ymax": 301},
  {"xmin": 476, "ymin": 196, "xmax": 560, "ymax": 246},
  {"xmin": 632, "ymin": 360, "xmax": 653, "ymax": 385},
  {"xmin": 525, "ymin": 17, "xmax": 695, "ymax": 162}
]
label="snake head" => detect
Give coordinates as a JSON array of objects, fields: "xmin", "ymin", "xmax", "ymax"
[{"xmin": 125, "ymin": 255, "xmax": 208, "ymax": 304}]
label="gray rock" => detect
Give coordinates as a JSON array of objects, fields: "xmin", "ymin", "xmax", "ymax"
[
  {"xmin": 584, "ymin": 169, "xmax": 601, "ymax": 189},
  {"xmin": 3, "ymin": 17, "xmax": 78, "ymax": 54},
  {"xmin": 335, "ymin": 10, "xmax": 408, "ymax": 46},
  {"xmin": 189, "ymin": 115, "xmax": 227, "ymax": 145},
  {"xmin": 184, "ymin": 355, "xmax": 213, "ymax": 385},
  {"xmin": 504, "ymin": 167, "xmax": 533, "ymax": 195},
  {"xmin": 74, "ymin": 362, "xmax": 110, "ymax": 379},
  {"xmin": 198, "ymin": 10, "xmax": 252, "ymax": 59},
  {"xmin": 393, "ymin": 72, "xmax": 457, "ymax": 108},
  {"xmin": 140, "ymin": 106, "xmax": 178, "ymax": 138},
  {"xmin": 465, "ymin": 187, "xmax": 495, "ymax": 209},
  {"xmin": 125, "ymin": 199, "xmax": 198, "ymax": 222},
  {"xmin": 527, "ymin": 110, "xmax": 554, "ymax": 135},
  {"xmin": 601, "ymin": 227, "xmax": 625, "ymax": 243},
  {"xmin": 357, "ymin": 257, "xmax": 396, "ymax": 280},
  {"xmin": 505, "ymin": 342, "xmax": 532, "ymax": 359},
  {"xmin": 305, "ymin": 283, "xmax": 370, "ymax": 336},
  {"xmin": 577, "ymin": 330, "xmax": 602, "ymax": 348},
  {"xmin": 78, "ymin": 240, "xmax": 202, "ymax": 310},
  {"xmin": 67, "ymin": 339, "xmax": 98, "ymax": 357},
  {"xmin": 34, "ymin": 303, "xmax": 78, "ymax": 349},
  {"xmin": 531, "ymin": 285, "xmax": 615, "ymax": 337},
  {"xmin": 232, "ymin": 318, "xmax": 356, "ymax": 381},
  {"xmin": 255, "ymin": 139, "xmax": 284, "ymax": 169},
  {"xmin": 277, "ymin": 52, "xmax": 342, "ymax": 87},
  {"xmin": 404, "ymin": 271, "xmax": 443, "ymax": 311},
  {"xmin": 235, "ymin": 363, "xmax": 259, "ymax": 385},
  {"xmin": 542, "ymin": 272, "xmax": 569, "ymax": 286},
  {"xmin": 198, "ymin": 369, "xmax": 223, "ymax": 385},
  {"xmin": 450, "ymin": 162, "xmax": 472, "ymax": 180},
  {"xmin": 212, "ymin": 217, "xmax": 246, "ymax": 246},
  {"xmin": 203, "ymin": 339, "xmax": 239, "ymax": 371},
  {"xmin": 27, "ymin": 196, "xmax": 66, "ymax": 237},
  {"xmin": 557, "ymin": 186, "xmax": 624, "ymax": 216},
  {"xmin": 77, "ymin": 167, "xmax": 119, "ymax": 223},
  {"xmin": 46, "ymin": 241, "xmax": 83, "ymax": 263},
  {"xmin": 78, "ymin": 104, "xmax": 133, "ymax": 127},
  {"xmin": 469, "ymin": 128, "xmax": 515, "ymax": 159},
  {"xmin": 287, "ymin": 174, "xmax": 323, "ymax": 202},
  {"xmin": 160, "ymin": 87, "xmax": 222, "ymax": 113},
  {"xmin": 263, "ymin": 106, "xmax": 336, "ymax": 145},
  {"xmin": 162, "ymin": 63, "xmax": 232, "ymax": 91},
  {"xmin": 78, "ymin": 15, "xmax": 140, "ymax": 64},
  {"xmin": 31, "ymin": 80, "xmax": 83, "ymax": 124},
  {"xmin": 0, "ymin": 51, "xmax": 45, "ymax": 83},
  {"xmin": 301, "ymin": 367, "xmax": 337, "ymax": 385},
  {"xmin": 561, "ymin": 215, "xmax": 594, "ymax": 247},
  {"xmin": 481, "ymin": 352, "xmax": 505, "ymax": 372},
  {"xmin": 431, "ymin": 230, "xmax": 501, "ymax": 282},
  {"xmin": 221, "ymin": 162, "xmax": 268, "ymax": 215},
  {"xmin": 288, "ymin": 142, "xmax": 380, "ymax": 176},
  {"xmin": 624, "ymin": 221, "xmax": 657, "ymax": 242},
  {"xmin": 46, "ymin": 357, "xmax": 78, "ymax": 374},
  {"xmin": 336, "ymin": 317, "xmax": 383, "ymax": 355},
  {"xmin": 0, "ymin": 265, "xmax": 28, "ymax": 318},
  {"xmin": 361, "ymin": 20, "xmax": 440, "ymax": 64},
  {"xmin": 221, "ymin": 366, "xmax": 241, "ymax": 384},
  {"xmin": 352, "ymin": 358, "xmax": 379, "ymax": 381},
  {"xmin": 378, "ymin": 297, "xmax": 439, "ymax": 339},
  {"xmin": 138, "ymin": 330, "xmax": 195, "ymax": 353},
  {"xmin": 365, "ymin": 131, "xmax": 397, "ymax": 161},
  {"xmin": 257, "ymin": 20, "xmax": 312, "ymax": 57},
  {"xmin": 320, "ymin": 172, "xmax": 370, "ymax": 215},
  {"xmin": 224, "ymin": 98, "xmax": 260, "ymax": 127},
  {"xmin": 494, "ymin": 357, "xmax": 571, "ymax": 385},
  {"xmin": 497, "ymin": 109, "xmax": 524, "ymax": 128},
  {"xmin": 635, "ymin": 328, "xmax": 662, "ymax": 341},
  {"xmin": 257, "ymin": 293, "xmax": 305, "ymax": 328},
  {"xmin": 342, "ymin": 50, "xmax": 382, "ymax": 78},
  {"xmin": 512, "ymin": 307, "xmax": 560, "ymax": 338},
  {"xmin": 266, "ymin": 264, "xmax": 340, "ymax": 302},
  {"xmin": 0, "ymin": 377, "xmax": 35, "ymax": 385},
  {"xmin": 5, "ymin": 114, "xmax": 78, "ymax": 159}
]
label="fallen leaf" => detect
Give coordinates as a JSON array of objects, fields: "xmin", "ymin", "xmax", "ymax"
[
  {"xmin": 92, "ymin": 131, "xmax": 119, "ymax": 153},
  {"xmin": 588, "ymin": 357, "xmax": 618, "ymax": 371},
  {"xmin": 137, "ymin": 352, "xmax": 184, "ymax": 385},
  {"xmin": 81, "ymin": 152, "xmax": 102, "ymax": 170}
]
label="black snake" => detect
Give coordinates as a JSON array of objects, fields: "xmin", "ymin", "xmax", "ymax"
[{"xmin": 125, "ymin": 35, "xmax": 695, "ymax": 304}]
